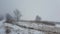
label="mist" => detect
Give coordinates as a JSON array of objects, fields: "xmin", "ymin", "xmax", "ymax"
[{"xmin": 0, "ymin": 0, "xmax": 60, "ymax": 22}]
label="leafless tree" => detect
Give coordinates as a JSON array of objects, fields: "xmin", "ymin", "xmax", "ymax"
[
  {"xmin": 0, "ymin": 15, "xmax": 4, "ymax": 21},
  {"xmin": 5, "ymin": 13, "xmax": 16, "ymax": 23},
  {"xmin": 14, "ymin": 9, "xmax": 22, "ymax": 22},
  {"xmin": 35, "ymin": 15, "xmax": 41, "ymax": 21}
]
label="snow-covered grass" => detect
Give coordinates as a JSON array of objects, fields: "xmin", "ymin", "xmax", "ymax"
[
  {"xmin": 0, "ymin": 19, "xmax": 60, "ymax": 34},
  {"xmin": 0, "ymin": 19, "xmax": 45, "ymax": 34}
]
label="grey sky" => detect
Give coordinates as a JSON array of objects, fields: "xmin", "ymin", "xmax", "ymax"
[{"xmin": 0, "ymin": 0, "xmax": 60, "ymax": 22}]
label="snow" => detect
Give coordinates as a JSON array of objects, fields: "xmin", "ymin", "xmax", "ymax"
[
  {"xmin": 55, "ymin": 24, "xmax": 60, "ymax": 27},
  {"xmin": 0, "ymin": 19, "xmax": 45, "ymax": 34},
  {"xmin": 0, "ymin": 19, "xmax": 60, "ymax": 34}
]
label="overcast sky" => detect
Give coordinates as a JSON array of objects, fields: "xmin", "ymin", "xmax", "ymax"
[{"xmin": 0, "ymin": 0, "xmax": 60, "ymax": 22}]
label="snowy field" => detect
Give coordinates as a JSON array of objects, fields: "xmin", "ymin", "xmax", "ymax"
[
  {"xmin": 0, "ymin": 20, "xmax": 45, "ymax": 34},
  {"xmin": 0, "ymin": 19, "xmax": 60, "ymax": 34}
]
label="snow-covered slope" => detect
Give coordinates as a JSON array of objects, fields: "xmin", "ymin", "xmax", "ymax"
[
  {"xmin": 0, "ymin": 19, "xmax": 60, "ymax": 34},
  {"xmin": 0, "ymin": 19, "xmax": 45, "ymax": 34}
]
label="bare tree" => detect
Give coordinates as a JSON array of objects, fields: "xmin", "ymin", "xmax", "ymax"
[
  {"xmin": 35, "ymin": 15, "xmax": 41, "ymax": 21},
  {"xmin": 0, "ymin": 15, "xmax": 4, "ymax": 21},
  {"xmin": 14, "ymin": 9, "xmax": 22, "ymax": 22},
  {"xmin": 5, "ymin": 13, "xmax": 15, "ymax": 23}
]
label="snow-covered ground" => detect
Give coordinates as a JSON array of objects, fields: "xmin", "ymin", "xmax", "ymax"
[
  {"xmin": 0, "ymin": 19, "xmax": 45, "ymax": 34},
  {"xmin": 55, "ymin": 24, "xmax": 60, "ymax": 27},
  {"xmin": 0, "ymin": 19, "xmax": 60, "ymax": 34}
]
